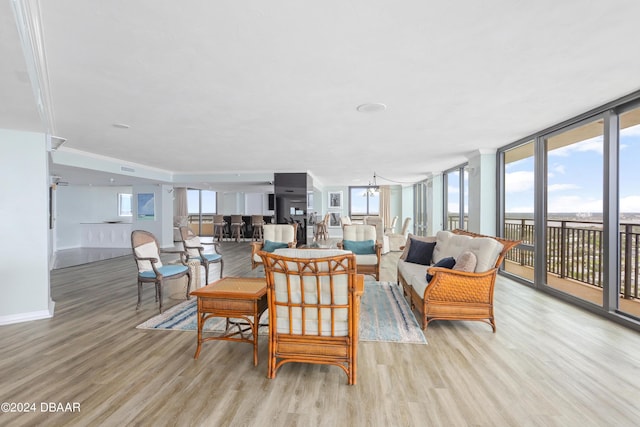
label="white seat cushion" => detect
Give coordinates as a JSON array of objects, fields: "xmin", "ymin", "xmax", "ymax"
[{"xmin": 355, "ymin": 254, "xmax": 378, "ymax": 265}]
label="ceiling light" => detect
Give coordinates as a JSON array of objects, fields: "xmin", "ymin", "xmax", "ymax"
[
  {"xmin": 356, "ymin": 103, "xmax": 387, "ymax": 113},
  {"xmin": 112, "ymin": 123, "xmax": 130, "ymax": 129},
  {"xmin": 363, "ymin": 172, "xmax": 379, "ymax": 196}
]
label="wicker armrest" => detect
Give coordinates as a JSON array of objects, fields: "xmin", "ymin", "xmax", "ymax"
[{"xmin": 424, "ymin": 267, "xmax": 498, "ymax": 303}]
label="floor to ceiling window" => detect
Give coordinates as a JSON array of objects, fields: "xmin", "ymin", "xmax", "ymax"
[
  {"xmin": 444, "ymin": 165, "xmax": 468, "ymax": 230},
  {"xmin": 618, "ymin": 105, "xmax": 640, "ymax": 319},
  {"xmin": 187, "ymin": 189, "xmax": 217, "ymax": 236},
  {"xmin": 543, "ymin": 118, "xmax": 604, "ymax": 306},
  {"xmin": 502, "ymin": 140, "xmax": 535, "ymax": 282},
  {"xmin": 498, "ymin": 90, "xmax": 640, "ymax": 329},
  {"xmin": 349, "ymin": 186, "xmax": 380, "ymax": 217}
]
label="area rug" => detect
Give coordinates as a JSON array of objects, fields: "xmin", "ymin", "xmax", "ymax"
[{"xmin": 137, "ymin": 281, "xmax": 426, "ymax": 344}]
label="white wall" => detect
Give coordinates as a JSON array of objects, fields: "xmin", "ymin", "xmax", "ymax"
[
  {"xmin": 132, "ymin": 184, "xmax": 174, "ymax": 247},
  {"xmin": 0, "ymin": 129, "xmax": 52, "ymax": 324},
  {"xmin": 55, "ymin": 185, "xmax": 132, "ymax": 249}
]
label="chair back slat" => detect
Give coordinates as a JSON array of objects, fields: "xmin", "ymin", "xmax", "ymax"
[{"xmin": 260, "ymin": 250, "xmax": 355, "ymax": 337}]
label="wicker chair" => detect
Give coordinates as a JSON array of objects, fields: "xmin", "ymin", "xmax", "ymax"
[
  {"xmin": 337, "ymin": 224, "xmax": 382, "ymax": 280},
  {"xmin": 178, "ymin": 226, "xmax": 224, "ymax": 285},
  {"xmin": 250, "ymin": 223, "xmax": 298, "ymax": 269},
  {"xmin": 397, "ymin": 229, "xmax": 520, "ymax": 332},
  {"xmin": 259, "ymin": 249, "xmax": 365, "ymax": 385},
  {"xmin": 131, "ymin": 230, "xmax": 191, "ymax": 313}
]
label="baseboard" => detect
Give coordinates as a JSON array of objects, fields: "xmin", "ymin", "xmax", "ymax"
[{"xmin": 0, "ymin": 299, "xmax": 55, "ymax": 325}]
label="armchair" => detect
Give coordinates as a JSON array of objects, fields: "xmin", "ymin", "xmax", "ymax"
[
  {"xmin": 258, "ymin": 248, "xmax": 365, "ymax": 385},
  {"xmin": 337, "ymin": 224, "xmax": 382, "ymax": 280},
  {"xmin": 131, "ymin": 230, "xmax": 191, "ymax": 313},
  {"xmin": 250, "ymin": 223, "xmax": 298, "ymax": 269},
  {"xmin": 179, "ymin": 226, "xmax": 224, "ymax": 285}
]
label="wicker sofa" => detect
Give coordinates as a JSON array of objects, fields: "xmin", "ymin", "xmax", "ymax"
[{"xmin": 397, "ymin": 229, "xmax": 519, "ymax": 332}]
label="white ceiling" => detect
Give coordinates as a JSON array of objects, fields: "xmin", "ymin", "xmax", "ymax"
[{"xmin": 4, "ymin": 0, "xmax": 640, "ymax": 189}]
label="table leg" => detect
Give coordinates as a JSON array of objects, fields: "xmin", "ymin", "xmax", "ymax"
[
  {"xmin": 194, "ymin": 311, "xmax": 203, "ymax": 359},
  {"xmin": 252, "ymin": 309, "xmax": 258, "ymax": 366}
]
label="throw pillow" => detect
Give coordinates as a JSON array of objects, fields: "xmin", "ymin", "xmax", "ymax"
[
  {"xmin": 406, "ymin": 238, "xmax": 436, "ymax": 265},
  {"xmin": 263, "ymin": 240, "xmax": 289, "ymax": 253},
  {"xmin": 426, "ymin": 256, "xmax": 456, "ymax": 282},
  {"xmin": 453, "ymin": 250, "xmax": 478, "ymax": 273},
  {"xmin": 134, "ymin": 242, "xmax": 162, "ymax": 271},
  {"xmin": 343, "ymin": 239, "xmax": 376, "ymax": 255}
]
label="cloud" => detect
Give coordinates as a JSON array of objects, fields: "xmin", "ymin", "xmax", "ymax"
[
  {"xmin": 506, "ymin": 205, "xmax": 534, "ymax": 213},
  {"xmin": 505, "ymin": 170, "xmax": 534, "ymax": 193},
  {"xmin": 620, "ymin": 195, "xmax": 640, "ymax": 212},
  {"xmin": 551, "ymin": 164, "xmax": 565, "ymax": 174},
  {"xmin": 621, "ymin": 123, "xmax": 640, "ymax": 137},
  {"xmin": 548, "ymin": 183, "xmax": 580, "ymax": 192},
  {"xmin": 548, "ymin": 195, "xmax": 602, "ymax": 213},
  {"xmin": 549, "ymin": 136, "xmax": 603, "ymax": 157}
]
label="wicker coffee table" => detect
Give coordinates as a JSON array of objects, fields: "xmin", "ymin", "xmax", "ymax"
[{"xmin": 190, "ymin": 277, "xmax": 267, "ymax": 365}]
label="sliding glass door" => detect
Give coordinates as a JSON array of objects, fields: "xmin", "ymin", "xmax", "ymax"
[
  {"xmin": 544, "ymin": 118, "xmax": 604, "ymax": 306},
  {"xmin": 618, "ymin": 106, "xmax": 640, "ymax": 318},
  {"xmin": 187, "ymin": 189, "xmax": 217, "ymax": 236},
  {"xmin": 503, "ymin": 140, "xmax": 535, "ymax": 282}
]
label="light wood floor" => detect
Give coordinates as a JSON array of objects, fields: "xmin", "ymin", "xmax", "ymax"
[{"xmin": 2, "ymin": 242, "xmax": 640, "ymax": 426}]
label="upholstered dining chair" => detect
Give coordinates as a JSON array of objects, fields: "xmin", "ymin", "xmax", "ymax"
[
  {"xmin": 362, "ymin": 216, "xmax": 390, "ymax": 254},
  {"xmin": 387, "ymin": 217, "xmax": 412, "ymax": 251},
  {"xmin": 178, "ymin": 226, "xmax": 224, "ymax": 285},
  {"xmin": 131, "ymin": 230, "xmax": 191, "ymax": 313},
  {"xmin": 337, "ymin": 224, "xmax": 382, "ymax": 280},
  {"xmin": 258, "ymin": 248, "xmax": 365, "ymax": 385},
  {"xmin": 250, "ymin": 223, "xmax": 298, "ymax": 269},
  {"xmin": 384, "ymin": 216, "xmax": 399, "ymax": 234},
  {"xmin": 230, "ymin": 215, "xmax": 245, "ymax": 242}
]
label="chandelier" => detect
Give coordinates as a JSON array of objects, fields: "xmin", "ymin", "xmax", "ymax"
[{"xmin": 362, "ymin": 172, "xmax": 379, "ymax": 197}]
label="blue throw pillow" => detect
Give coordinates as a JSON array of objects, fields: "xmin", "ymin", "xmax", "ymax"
[
  {"xmin": 406, "ymin": 239, "xmax": 436, "ymax": 265},
  {"xmin": 426, "ymin": 257, "xmax": 456, "ymax": 282},
  {"xmin": 343, "ymin": 239, "xmax": 376, "ymax": 255},
  {"xmin": 263, "ymin": 240, "xmax": 289, "ymax": 253}
]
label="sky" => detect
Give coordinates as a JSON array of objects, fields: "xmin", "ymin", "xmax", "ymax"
[{"xmin": 504, "ymin": 123, "xmax": 640, "ymax": 214}]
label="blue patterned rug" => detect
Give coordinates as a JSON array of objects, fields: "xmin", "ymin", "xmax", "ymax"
[{"xmin": 137, "ymin": 281, "xmax": 426, "ymax": 344}]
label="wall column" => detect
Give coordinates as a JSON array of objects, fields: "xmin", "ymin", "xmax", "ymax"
[
  {"xmin": 0, "ymin": 129, "xmax": 53, "ymax": 324},
  {"xmin": 467, "ymin": 149, "xmax": 497, "ymax": 235}
]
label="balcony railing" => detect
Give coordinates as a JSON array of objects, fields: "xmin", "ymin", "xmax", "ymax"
[{"xmin": 504, "ymin": 218, "xmax": 640, "ymax": 299}]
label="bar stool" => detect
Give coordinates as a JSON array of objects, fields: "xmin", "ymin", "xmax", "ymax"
[
  {"xmin": 230, "ymin": 215, "xmax": 245, "ymax": 242},
  {"xmin": 213, "ymin": 215, "xmax": 227, "ymax": 241},
  {"xmin": 314, "ymin": 213, "xmax": 330, "ymax": 241},
  {"xmin": 251, "ymin": 215, "xmax": 265, "ymax": 241}
]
